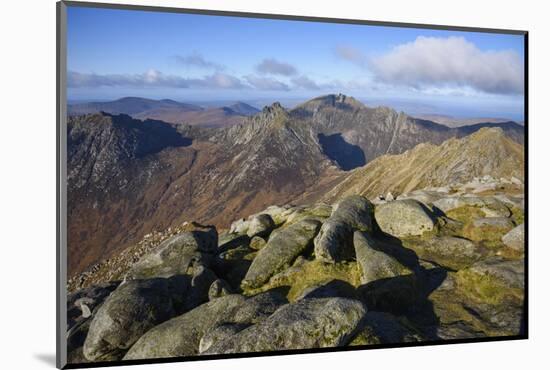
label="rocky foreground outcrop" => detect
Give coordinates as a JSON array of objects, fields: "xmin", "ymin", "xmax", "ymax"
[{"xmin": 66, "ymin": 178, "xmax": 525, "ymax": 363}]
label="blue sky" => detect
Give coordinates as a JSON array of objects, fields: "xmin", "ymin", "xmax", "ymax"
[{"xmin": 67, "ymin": 6, "xmax": 525, "ymax": 120}]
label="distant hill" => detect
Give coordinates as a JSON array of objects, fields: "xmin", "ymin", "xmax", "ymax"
[
  {"xmin": 68, "ymin": 97, "xmax": 203, "ymax": 116},
  {"xmin": 68, "ymin": 97, "xmax": 256, "ymax": 128},
  {"xmin": 414, "ymin": 113, "xmax": 523, "ymax": 128},
  {"xmin": 227, "ymin": 102, "xmax": 260, "ymax": 116}
]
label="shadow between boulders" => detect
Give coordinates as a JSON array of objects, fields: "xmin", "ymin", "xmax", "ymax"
[{"xmin": 356, "ymin": 231, "xmax": 449, "ymax": 341}]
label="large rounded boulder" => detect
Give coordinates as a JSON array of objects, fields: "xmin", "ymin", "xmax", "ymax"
[
  {"xmin": 203, "ymin": 297, "xmax": 367, "ymax": 354},
  {"xmin": 123, "ymin": 294, "xmax": 247, "ymax": 360},
  {"xmin": 375, "ymin": 199, "xmax": 435, "ymax": 237},
  {"xmin": 314, "ymin": 195, "xmax": 375, "ymax": 263},
  {"xmin": 83, "ymin": 278, "xmax": 182, "ymax": 361},
  {"xmin": 125, "ymin": 223, "xmax": 217, "ymax": 280},
  {"xmin": 241, "ymin": 219, "xmax": 321, "ymax": 290}
]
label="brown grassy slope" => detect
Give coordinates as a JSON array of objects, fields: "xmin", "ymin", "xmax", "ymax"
[{"xmin": 323, "ymin": 127, "xmax": 524, "ymax": 202}]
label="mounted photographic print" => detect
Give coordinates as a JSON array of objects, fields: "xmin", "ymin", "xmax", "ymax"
[{"xmin": 56, "ymin": 1, "xmax": 528, "ymax": 368}]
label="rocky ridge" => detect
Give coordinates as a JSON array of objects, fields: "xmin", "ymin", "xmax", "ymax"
[
  {"xmin": 324, "ymin": 127, "xmax": 524, "ymax": 203},
  {"xmin": 67, "ymin": 95, "xmax": 525, "ymax": 277}
]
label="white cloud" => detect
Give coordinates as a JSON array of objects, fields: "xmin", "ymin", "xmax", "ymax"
[
  {"xmin": 190, "ymin": 73, "xmax": 244, "ymax": 89},
  {"xmin": 174, "ymin": 52, "xmax": 224, "ymax": 70},
  {"xmin": 68, "ymin": 70, "xmax": 245, "ymax": 89},
  {"xmin": 67, "ymin": 70, "xmax": 190, "ymax": 88},
  {"xmin": 334, "ymin": 45, "xmax": 368, "ymax": 68},
  {"xmin": 256, "ymin": 58, "xmax": 297, "ymax": 76},
  {"xmin": 291, "ymin": 75, "xmax": 321, "ymax": 90},
  {"xmin": 370, "ymin": 36, "xmax": 524, "ymax": 95},
  {"xmin": 244, "ymin": 75, "xmax": 290, "ymax": 91}
]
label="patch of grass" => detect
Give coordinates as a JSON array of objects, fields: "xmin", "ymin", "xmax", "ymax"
[
  {"xmin": 462, "ymin": 223, "xmax": 511, "ymax": 245},
  {"xmin": 244, "ymin": 258, "xmax": 362, "ymax": 302},
  {"xmin": 446, "ymin": 206, "xmax": 486, "ymax": 224},
  {"xmin": 455, "ymin": 269, "xmax": 523, "ymax": 305},
  {"xmin": 511, "ymin": 207, "xmax": 524, "ymax": 226}
]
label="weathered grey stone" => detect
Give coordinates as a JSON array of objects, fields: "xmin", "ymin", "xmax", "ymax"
[
  {"xmin": 83, "ymin": 279, "xmax": 181, "ymax": 361},
  {"xmin": 227, "ymin": 290, "xmax": 289, "ymax": 325},
  {"xmin": 246, "ymin": 214, "xmax": 275, "ymax": 238},
  {"xmin": 314, "ymin": 219, "xmax": 353, "ymax": 262},
  {"xmin": 199, "ymin": 323, "xmax": 248, "ymax": 354},
  {"xmin": 74, "ymin": 297, "xmax": 94, "ymax": 318},
  {"xmin": 255, "ymin": 205, "xmax": 294, "ymax": 226},
  {"xmin": 204, "ymin": 297, "xmax": 366, "ymax": 354},
  {"xmin": 468, "ymin": 257, "xmax": 524, "ymax": 290},
  {"xmin": 124, "ymin": 294, "xmax": 247, "ymax": 360},
  {"xmin": 331, "ymin": 195, "xmax": 375, "ymax": 232},
  {"xmin": 249, "ymin": 236, "xmax": 267, "ymax": 250},
  {"xmin": 433, "ymin": 196, "xmax": 511, "ymax": 217},
  {"xmin": 502, "ymin": 224, "xmax": 525, "ymax": 252},
  {"xmin": 353, "ymin": 231, "xmax": 411, "ymax": 284},
  {"xmin": 241, "ymin": 219, "xmax": 321, "ymax": 289},
  {"xmin": 404, "ymin": 236, "xmax": 483, "ymax": 270},
  {"xmin": 230, "ymin": 218, "xmax": 250, "ymax": 235},
  {"xmin": 313, "ymin": 195, "xmax": 375, "ymax": 263},
  {"xmin": 375, "ymin": 199, "xmax": 435, "ymax": 237},
  {"xmin": 126, "ymin": 224, "xmax": 217, "ymax": 279},
  {"xmin": 208, "ymin": 279, "xmax": 232, "ymax": 300}
]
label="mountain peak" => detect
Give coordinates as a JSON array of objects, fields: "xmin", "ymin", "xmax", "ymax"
[
  {"xmin": 291, "ymin": 93, "xmax": 365, "ymax": 117},
  {"xmin": 258, "ymin": 102, "xmax": 288, "ymax": 122},
  {"xmin": 469, "ymin": 126, "xmax": 505, "ymax": 138},
  {"xmin": 263, "ymin": 101, "xmax": 284, "ymax": 112}
]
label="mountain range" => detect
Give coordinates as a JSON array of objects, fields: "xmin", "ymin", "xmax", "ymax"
[
  {"xmin": 68, "ymin": 97, "xmax": 260, "ymax": 128},
  {"xmin": 67, "ymin": 93, "xmax": 525, "ymax": 277}
]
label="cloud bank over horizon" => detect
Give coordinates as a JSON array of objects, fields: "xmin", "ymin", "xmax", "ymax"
[
  {"xmin": 368, "ymin": 36, "xmax": 524, "ymax": 95},
  {"xmin": 69, "ymin": 36, "xmax": 523, "ymax": 99}
]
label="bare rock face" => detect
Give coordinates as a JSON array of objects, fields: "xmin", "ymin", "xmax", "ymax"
[
  {"xmin": 241, "ymin": 219, "xmax": 321, "ymax": 290},
  {"xmin": 375, "ymin": 199, "xmax": 435, "ymax": 237},
  {"xmin": 203, "ymin": 297, "xmax": 367, "ymax": 354}
]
